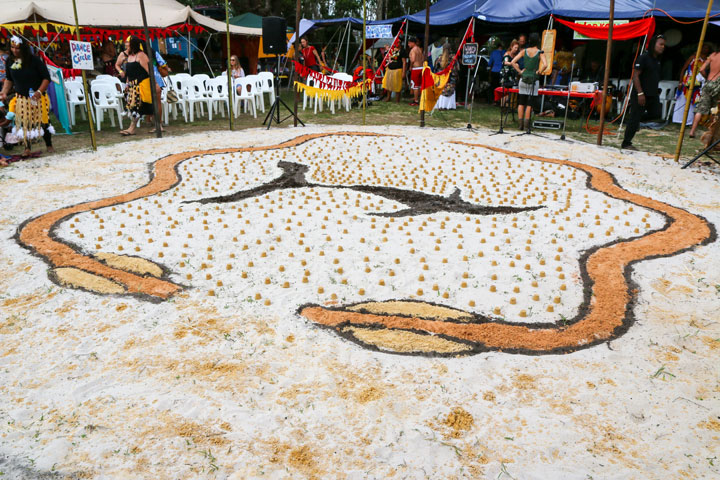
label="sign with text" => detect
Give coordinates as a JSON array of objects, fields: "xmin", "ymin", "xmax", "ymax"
[
  {"xmin": 462, "ymin": 43, "xmax": 478, "ymax": 66},
  {"xmin": 573, "ymin": 19, "xmax": 629, "ymax": 40},
  {"xmin": 69, "ymin": 40, "xmax": 94, "ymax": 70},
  {"xmin": 365, "ymin": 24, "xmax": 393, "ymax": 39}
]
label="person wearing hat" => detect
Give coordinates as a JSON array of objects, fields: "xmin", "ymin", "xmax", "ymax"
[{"xmin": 0, "ymin": 35, "xmax": 54, "ymax": 157}]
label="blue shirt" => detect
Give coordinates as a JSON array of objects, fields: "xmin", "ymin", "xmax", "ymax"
[{"xmin": 489, "ymin": 49, "xmax": 504, "ymax": 73}]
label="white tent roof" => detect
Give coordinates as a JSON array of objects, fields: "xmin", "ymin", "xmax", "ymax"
[{"xmin": 0, "ymin": 0, "xmax": 261, "ymax": 36}]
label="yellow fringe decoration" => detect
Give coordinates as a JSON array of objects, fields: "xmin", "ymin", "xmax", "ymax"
[{"xmin": 295, "ymin": 79, "xmax": 372, "ymax": 103}]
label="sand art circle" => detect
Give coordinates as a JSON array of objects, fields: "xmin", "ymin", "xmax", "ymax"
[{"xmin": 16, "ymin": 132, "xmax": 714, "ymax": 356}]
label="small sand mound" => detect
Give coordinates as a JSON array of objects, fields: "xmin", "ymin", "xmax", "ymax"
[{"xmin": 443, "ymin": 407, "xmax": 474, "ymax": 438}]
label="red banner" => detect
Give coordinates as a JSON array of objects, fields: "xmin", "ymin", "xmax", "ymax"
[
  {"xmin": 37, "ymin": 50, "xmax": 81, "ymax": 80},
  {"xmin": 552, "ymin": 16, "xmax": 655, "ymax": 42},
  {"xmin": 293, "ymin": 61, "xmax": 356, "ymax": 90},
  {"xmin": 374, "ymin": 19, "xmax": 407, "ymax": 77}
]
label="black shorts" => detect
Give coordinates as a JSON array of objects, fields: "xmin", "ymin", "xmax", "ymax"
[{"xmin": 517, "ymin": 93, "xmax": 530, "ymax": 106}]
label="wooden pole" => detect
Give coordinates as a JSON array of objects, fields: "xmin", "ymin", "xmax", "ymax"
[
  {"xmin": 362, "ymin": 0, "xmax": 367, "ymax": 126},
  {"xmin": 596, "ymin": 0, "xmax": 614, "ymax": 145},
  {"xmin": 674, "ymin": 0, "xmax": 714, "ymax": 162},
  {"xmin": 187, "ymin": 30, "xmax": 192, "ymax": 74},
  {"xmin": 224, "ymin": 0, "xmax": 234, "ymax": 130},
  {"xmin": 70, "ymin": 0, "xmax": 97, "ymax": 151},
  {"xmin": 420, "ymin": 0, "xmax": 430, "ymax": 127},
  {"xmin": 293, "ymin": 0, "xmax": 301, "ymax": 126},
  {"xmin": 138, "ymin": 0, "xmax": 162, "ymax": 138}
]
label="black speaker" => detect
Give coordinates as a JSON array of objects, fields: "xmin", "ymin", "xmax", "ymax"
[{"xmin": 262, "ymin": 17, "xmax": 287, "ymax": 55}]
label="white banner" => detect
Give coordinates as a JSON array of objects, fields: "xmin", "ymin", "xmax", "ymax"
[{"xmin": 69, "ymin": 40, "xmax": 94, "ymax": 70}]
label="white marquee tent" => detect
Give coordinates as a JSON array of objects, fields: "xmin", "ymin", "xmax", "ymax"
[{"xmin": 0, "ymin": 0, "xmax": 261, "ymax": 36}]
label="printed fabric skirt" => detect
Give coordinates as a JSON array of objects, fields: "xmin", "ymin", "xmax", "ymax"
[{"xmin": 126, "ymin": 78, "xmax": 154, "ymax": 118}]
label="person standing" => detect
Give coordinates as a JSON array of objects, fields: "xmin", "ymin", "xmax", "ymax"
[
  {"xmin": 674, "ymin": 44, "xmax": 711, "ymax": 126},
  {"xmin": 510, "ymin": 33, "xmax": 547, "ymax": 131},
  {"xmin": 488, "ymin": 41, "xmax": 505, "ymax": 104},
  {"xmin": 688, "ymin": 47, "xmax": 720, "ymax": 138},
  {"xmin": 382, "ymin": 42, "xmax": 407, "ymax": 103},
  {"xmin": 0, "ymin": 36, "xmax": 54, "ymax": 157},
  {"xmin": 0, "ymin": 42, "xmax": 9, "ymax": 91},
  {"xmin": 300, "ymin": 36, "xmax": 323, "ymax": 73},
  {"xmin": 119, "ymin": 36, "xmax": 153, "ymax": 136},
  {"xmin": 621, "ymin": 35, "xmax": 665, "ymax": 151},
  {"xmin": 408, "ymin": 36, "xmax": 424, "ymax": 106}
]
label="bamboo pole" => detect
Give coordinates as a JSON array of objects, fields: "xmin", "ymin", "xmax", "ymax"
[
  {"xmin": 596, "ymin": 0, "xmax": 614, "ymax": 145},
  {"xmin": 293, "ymin": 0, "xmax": 301, "ymax": 126},
  {"xmin": 674, "ymin": 0, "xmax": 714, "ymax": 162},
  {"xmin": 224, "ymin": 0, "xmax": 234, "ymax": 130},
  {"xmin": 362, "ymin": 0, "xmax": 367, "ymax": 126},
  {"xmin": 70, "ymin": 0, "xmax": 97, "ymax": 150},
  {"xmin": 138, "ymin": 0, "xmax": 162, "ymax": 138},
  {"xmin": 420, "ymin": 0, "xmax": 430, "ymax": 127}
]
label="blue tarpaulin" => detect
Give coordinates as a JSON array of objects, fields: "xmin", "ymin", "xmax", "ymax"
[{"xmin": 305, "ymin": 0, "xmax": 720, "ymax": 28}]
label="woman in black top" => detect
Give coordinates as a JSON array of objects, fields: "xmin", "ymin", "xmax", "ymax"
[
  {"xmin": 0, "ymin": 36, "xmax": 54, "ymax": 157},
  {"xmin": 120, "ymin": 36, "xmax": 153, "ymax": 136}
]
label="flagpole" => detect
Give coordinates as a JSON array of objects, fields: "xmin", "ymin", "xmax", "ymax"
[
  {"xmin": 674, "ymin": 0, "xmax": 714, "ymax": 162},
  {"xmin": 70, "ymin": 0, "xmax": 97, "ymax": 150},
  {"xmin": 138, "ymin": 0, "xmax": 162, "ymax": 138},
  {"xmin": 293, "ymin": 0, "xmax": 301, "ymax": 126},
  {"xmin": 362, "ymin": 0, "xmax": 367, "ymax": 126},
  {"xmin": 596, "ymin": 0, "xmax": 614, "ymax": 145},
  {"xmin": 224, "ymin": 0, "xmax": 234, "ymax": 130},
  {"xmin": 420, "ymin": 0, "xmax": 430, "ymax": 127}
]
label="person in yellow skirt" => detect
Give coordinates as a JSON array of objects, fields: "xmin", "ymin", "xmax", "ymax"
[
  {"xmin": 0, "ymin": 36, "xmax": 55, "ymax": 157},
  {"xmin": 382, "ymin": 42, "xmax": 407, "ymax": 103},
  {"xmin": 120, "ymin": 36, "xmax": 153, "ymax": 136}
]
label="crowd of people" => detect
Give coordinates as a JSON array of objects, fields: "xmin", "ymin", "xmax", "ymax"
[{"xmin": 1, "ymin": 26, "xmax": 719, "ymax": 165}]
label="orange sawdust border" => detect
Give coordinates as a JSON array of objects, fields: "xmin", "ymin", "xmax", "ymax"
[
  {"xmin": 300, "ymin": 141, "xmax": 715, "ymax": 355},
  {"xmin": 15, "ymin": 132, "xmax": 383, "ymax": 302}
]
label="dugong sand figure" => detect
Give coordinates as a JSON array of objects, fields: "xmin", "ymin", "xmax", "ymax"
[{"xmin": 16, "ymin": 133, "xmax": 714, "ymax": 356}]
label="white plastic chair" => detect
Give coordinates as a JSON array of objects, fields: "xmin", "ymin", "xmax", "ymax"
[
  {"xmin": 330, "ymin": 73, "xmax": 353, "ymax": 113},
  {"xmin": 244, "ymin": 74, "xmax": 265, "ymax": 113},
  {"xmin": 65, "ymin": 81, "xmax": 88, "ymax": 126},
  {"xmin": 90, "ymin": 82, "xmax": 123, "ymax": 131},
  {"xmin": 91, "ymin": 77, "xmax": 124, "ymax": 105},
  {"xmin": 616, "ymin": 78, "xmax": 631, "ymax": 113},
  {"xmin": 257, "ymin": 71, "xmax": 276, "ymax": 107},
  {"xmin": 233, "ymin": 77, "xmax": 257, "ymax": 118},
  {"xmin": 658, "ymin": 80, "xmax": 677, "ymax": 120},
  {"xmin": 192, "ymin": 74, "xmax": 211, "ymax": 92},
  {"xmin": 168, "ymin": 75, "xmax": 190, "ymax": 122},
  {"xmin": 302, "ymin": 76, "xmax": 322, "ymax": 113},
  {"xmin": 206, "ymin": 77, "xmax": 230, "ymax": 118},
  {"xmin": 183, "ymin": 77, "xmax": 211, "ymax": 121}
]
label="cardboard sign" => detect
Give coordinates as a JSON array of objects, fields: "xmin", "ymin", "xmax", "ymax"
[
  {"xmin": 462, "ymin": 43, "xmax": 478, "ymax": 66},
  {"xmin": 540, "ymin": 29, "xmax": 556, "ymax": 75},
  {"xmin": 366, "ymin": 25, "xmax": 393, "ymax": 39},
  {"xmin": 573, "ymin": 20, "xmax": 629, "ymax": 40},
  {"xmin": 69, "ymin": 40, "xmax": 94, "ymax": 70}
]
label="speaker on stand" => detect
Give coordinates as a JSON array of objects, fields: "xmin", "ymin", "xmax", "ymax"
[{"xmin": 261, "ymin": 16, "xmax": 304, "ymax": 129}]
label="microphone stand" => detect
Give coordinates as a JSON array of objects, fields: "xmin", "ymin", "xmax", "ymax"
[
  {"xmin": 489, "ymin": 69, "xmax": 510, "ymax": 136},
  {"xmin": 560, "ymin": 57, "xmax": 575, "ymax": 141}
]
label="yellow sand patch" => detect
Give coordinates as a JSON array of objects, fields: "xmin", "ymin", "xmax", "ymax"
[
  {"xmin": 95, "ymin": 252, "xmax": 164, "ymax": 278},
  {"xmin": 343, "ymin": 326, "xmax": 470, "ymax": 354},
  {"xmin": 347, "ymin": 301, "xmax": 473, "ymax": 321},
  {"xmin": 443, "ymin": 407, "xmax": 474, "ymax": 438},
  {"xmin": 53, "ymin": 267, "xmax": 126, "ymax": 294}
]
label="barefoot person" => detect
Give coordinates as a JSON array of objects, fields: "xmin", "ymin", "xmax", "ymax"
[
  {"xmin": 689, "ymin": 47, "xmax": 720, "ymax": 139},
  {"xmin": 0, "ymin": 36, "xmax": 54, "ymax": 157}
]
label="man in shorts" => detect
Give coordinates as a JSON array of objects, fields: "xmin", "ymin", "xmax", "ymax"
[
  {"xmin": 689, "ymin": 48, "xmax": 720, "ymax": 139},
  {"xmin": 408, "ymin": 36, "xmax": 424, "ymax": 106}
]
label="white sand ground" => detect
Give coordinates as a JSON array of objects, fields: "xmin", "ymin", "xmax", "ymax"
[{"xmin": 0, "ymin": 125, "xmax": 718, "ymax": 479}]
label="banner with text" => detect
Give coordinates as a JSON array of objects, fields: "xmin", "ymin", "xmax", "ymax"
[{"xmin": 69, "ymin": 40, "xmax": 94, "ymax": 70}]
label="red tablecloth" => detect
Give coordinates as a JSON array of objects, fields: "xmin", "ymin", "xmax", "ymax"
[{"xmin": 494, "ymin": 87, "xmax": 599, "ymax": 102}]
